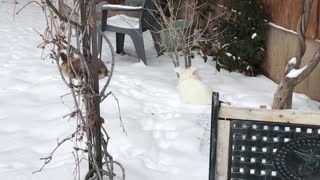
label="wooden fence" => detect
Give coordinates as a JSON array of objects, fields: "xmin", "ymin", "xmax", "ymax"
[
  {"xmin": 262, "ymin": 0, "xmax": 319, "ymax": 39},
  {"xmin": 213, "ymin": 0, "xmax": 320, "ymax": 40}
]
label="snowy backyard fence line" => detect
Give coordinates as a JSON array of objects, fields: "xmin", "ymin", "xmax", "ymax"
[
  {"xmin": 210, "ymin": 93, "xmax": 320, "ymax": 180},
  {"xmin": 213, "ymin": 0, "xmax": 320, "ymax": 40}
]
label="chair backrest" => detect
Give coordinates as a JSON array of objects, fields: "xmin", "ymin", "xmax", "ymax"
[
  {"xmin": 142, "ymin": 0, "xmax": 163, "ymax": 31},
  {"xmin": 125, "ymin": 0, "xmax": 146, "ymax": 7},
  {"xmin": 123, "ymin": 0, "xmax": 147, "ymax": 30}
]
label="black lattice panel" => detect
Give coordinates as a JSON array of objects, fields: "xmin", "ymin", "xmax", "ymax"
[{"xmin": 229, "ymin": 120, "xmax": 320, "ymax": 180}]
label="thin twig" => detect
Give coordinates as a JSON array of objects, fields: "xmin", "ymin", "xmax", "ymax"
[
  {"xmin": 44, "ymin": 0, "xmax": 82, "ymax": 30},
  {"xmin": 15, "ymin": 1, "xmax": 42, "ymax": 15},
  {"xmin": 26, "ymin": 0, "xmax": 119, "ymax": 179},
  {"xmin": 96, "ymin": 26, "xmax": 116, "ymax": 97},
  {"xmin": 32, "ymin": 130, "xmax": 78, "ymax": 174},
  {"xmin": 101, "ymin": 92, "xmax": 127, "ymax": 136}
]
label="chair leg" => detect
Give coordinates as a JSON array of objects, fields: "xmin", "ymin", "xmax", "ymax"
[
  {"xmin": 116, "ymin": 33, "xmax": 125, "ymax": 54},
  {"xmin": 129, "ymin": 31, "xmax": 147, "ymax": 65},
  {"xmin": 149, "ymin": 22, "xmax": 163, "ymax": 56},
  {"xmin": 99, "ymin": 11, "xmax": 107, "ymax": 56},
  {"xmin": 150, "ymin": 30, "xmax": 162, "ymax": 56},
  {"xmin": 96, "ymin": 22, "xmax": 103, "ymax": 56},
  {"xmin": 97, "ymin": 31, "xmax": 103, "ymax": 56}
]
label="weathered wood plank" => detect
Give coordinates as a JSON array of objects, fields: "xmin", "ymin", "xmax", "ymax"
[
  {"xmin": 306, "ymin": 0, "xmax": 319, "ymax": 39},
  {"xmin": 215, "ymin": 120, "xmax": 230, "ymax": 180},
  {"xmin": 218, "ymin": 106, "xmax": 320, "ymax": 125},
  {"xmin": 290, "ymin": 0, "xmax": 301, "ymax": 33},
  {"xmin": 263, "ymin": 0, "xmax": 318, "ymax": 39},
  {"xmin": 318, "ymin": 0, "xmax": 320, "ymax": 39}
]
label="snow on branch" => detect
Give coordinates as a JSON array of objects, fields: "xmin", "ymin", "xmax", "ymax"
[
  {"xmin": 103, "ymin": 4, "xmax": 144, "ymax": 10},
  {"xmin": 286, "ymin": 65, "xmax": 307, "ymax": 78},
  {"xmin": 288, "ymin": 57, "xmax": 297, "ymax": 66},
  {"xmin": 284, "ymin": 49, "xmax": 320, "ymax": 84}
]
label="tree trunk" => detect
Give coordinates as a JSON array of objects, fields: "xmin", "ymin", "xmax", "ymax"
[
  {"xmin": 272, "ymin": 0, "xmax": 320, "ymax": 109},
  {"xmin": 272, "ymin": 80, "xmax": 294, "ymax": 109},
  {"xmin": 80, "ymin": 0, "xmax": 102, "ymax": 172}
]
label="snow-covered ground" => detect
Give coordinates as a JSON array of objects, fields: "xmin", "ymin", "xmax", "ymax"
[{"xmin": 1, "ymin": 1, "xmax": 319, "ymax": 180}]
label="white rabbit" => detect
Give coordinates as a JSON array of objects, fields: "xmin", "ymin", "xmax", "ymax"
[{"xmin": 175, "ymin": 67, "xmax": 212, "ymax": 105}]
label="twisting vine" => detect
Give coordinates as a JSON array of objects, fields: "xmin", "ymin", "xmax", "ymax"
[{"xmin": 16, "ymin": 0, "xmax": 125, "ymax": 179}]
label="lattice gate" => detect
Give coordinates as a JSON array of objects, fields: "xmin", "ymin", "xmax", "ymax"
[{"xmin": 209, "ymin": 92, "xmax": 320, "ymax": 180}]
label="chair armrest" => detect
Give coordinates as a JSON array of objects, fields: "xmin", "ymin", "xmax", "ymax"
[{"xmin": 102, "ymin": 4, "xmax": 144, "ymax": 12}]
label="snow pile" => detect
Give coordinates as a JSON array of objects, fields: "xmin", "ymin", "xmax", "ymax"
[
  {"xmin": 0, "ymin": 1, "xmax": 319, "ymax": 180},
  {"xmin": 107, "ymin": 14, "xmax": 140, "ymax": 29},
  {"xmin": 269, "ymin": 22, "xmax": 298, "ymax": 35}
]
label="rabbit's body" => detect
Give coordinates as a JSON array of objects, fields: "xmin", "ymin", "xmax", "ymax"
[{"xmin": 175, "ymin": 67, "xmax": 212, "ymax": 105}]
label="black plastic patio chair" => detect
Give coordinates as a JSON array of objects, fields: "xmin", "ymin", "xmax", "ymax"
[{"xmin": 99, "ymin": 0, "xmax": 163, "ymax": 65}]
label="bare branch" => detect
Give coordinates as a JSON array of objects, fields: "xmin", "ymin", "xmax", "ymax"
[
  {"xmin": 295, "ymin": 0, "xmax": 312, "ymax": 68},
  {"xmin": 44, "ymin": 0, "xmax": 82, "ymax": 30},
  {"xmin": 101, "ymin": 91, "xmax": 127, "ymax": 136},
  {"xmin": 15, "ymin": 1, "xmax": 43, "ymax": 15},
  {"xmin": 149, "ymin": 0, "xmax": 220, "ymax": 68},
  {"xmin": 295, "ymin": 49, "xmax": 320, "ymax": 84},
  {"xmin": 32, "ymin": 130, "xmax": 79, "ymax": 174},
  {"xmin": 24, "ymin": 0, "xmax": 124, "ymax": 179},
  {"xmin": 96, "ymin": 26, "xmax": 116, "ymax": 97}
]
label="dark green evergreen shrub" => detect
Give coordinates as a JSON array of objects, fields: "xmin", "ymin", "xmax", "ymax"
[{"xmin": 215, "ymin": 0, "xmax": 268, "ymax": 76}]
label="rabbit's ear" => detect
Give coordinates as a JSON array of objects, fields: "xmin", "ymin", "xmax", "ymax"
[
  {"xmin": 189, "ymin": 67, "xmax": 197, "ymax": 75},
  {"xmin": 175, "ymin": 67, "xmax": 184, "ymax": 75}
]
